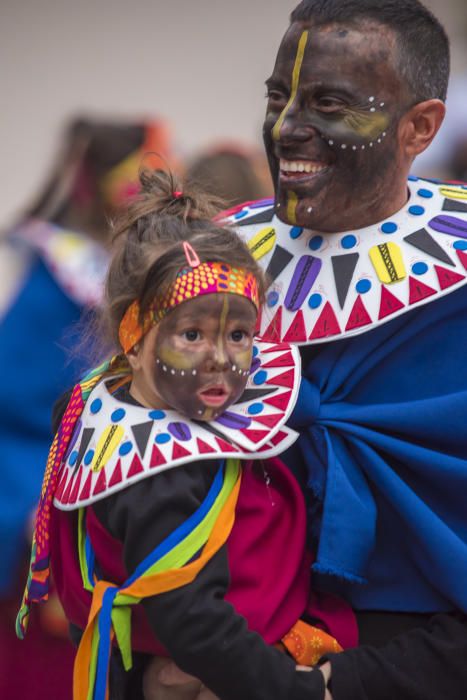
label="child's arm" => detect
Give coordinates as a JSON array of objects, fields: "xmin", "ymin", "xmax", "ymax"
[{"xmin": 92, "ymin": 462, "xmax": 326, "ymax": 700}]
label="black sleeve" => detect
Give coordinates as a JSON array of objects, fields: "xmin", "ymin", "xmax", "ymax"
[
  {"xmin": 327, "ymin": 613, "xmax": 467, "ymax": 700},
  {"xmin": 92, "ymin": 462, "xmax": 326, "ymax": 700}
]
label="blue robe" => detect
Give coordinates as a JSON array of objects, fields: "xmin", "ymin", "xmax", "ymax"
[{"xmin": 287, "ymin": 283, "xmax": 467, "ymax": 612}]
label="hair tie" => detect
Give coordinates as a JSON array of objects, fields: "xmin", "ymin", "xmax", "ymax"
[{"xmin": 173, "ymin": 190, "xmax": 183, "ymax": 198}]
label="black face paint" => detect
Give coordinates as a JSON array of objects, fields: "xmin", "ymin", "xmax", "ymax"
[
  {"xmin": 264, "ymin": 21, "xmax": 410, "ymax": 232},
  {"xmin": 151, "ymin": 294, "xmax": 257, "ymax": 420}
]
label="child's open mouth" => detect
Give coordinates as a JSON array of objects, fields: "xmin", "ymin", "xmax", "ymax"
[{"xmin": 198, "ymin": 385, "xmax": 230, "ymax": 407}]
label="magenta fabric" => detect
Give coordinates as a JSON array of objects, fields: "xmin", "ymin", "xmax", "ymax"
[{"xmin": 51, "ymin": 458, "xmax": 357, "ymax": 654}]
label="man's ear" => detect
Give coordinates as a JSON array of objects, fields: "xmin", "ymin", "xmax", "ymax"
[{"xmin": 398, "ymin": 99, "xmax": 446, "ymax": 157}]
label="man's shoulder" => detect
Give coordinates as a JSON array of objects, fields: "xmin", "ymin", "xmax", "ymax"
[{"xmin": 228, "ymin": 178, "xmax": 467, "ymax": 346}]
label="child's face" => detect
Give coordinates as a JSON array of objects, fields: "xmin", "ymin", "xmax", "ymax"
[{"xmin": 130, "ymin": 293, "xmax": 257, "ymax": 420}]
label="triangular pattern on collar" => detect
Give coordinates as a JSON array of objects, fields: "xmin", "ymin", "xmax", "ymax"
[
  {"xmin": 228, "ymin": 178, "xmax": 467, "ymax": 345},
  {"xmin": 54, "ymin": 341, "xmax": 300, "ymax": 510}
]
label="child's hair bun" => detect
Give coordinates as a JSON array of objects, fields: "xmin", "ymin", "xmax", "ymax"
[{"xmin": 137, "ymin": 166, "xmax": 223, "ymax": 222}]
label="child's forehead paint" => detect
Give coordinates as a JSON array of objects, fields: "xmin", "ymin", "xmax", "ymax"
[
  {"xmin": 216, "ymin": 296, "xmax": 230, "ymax": 364},
  {"xmin": 272, "ymin": 30, "xmax": 309, "ymax": 142}
]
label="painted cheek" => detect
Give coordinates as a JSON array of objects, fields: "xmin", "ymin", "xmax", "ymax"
[
  {"xmin": 309, "ymin": 109, "xmax": 391, "ymax": 149},
  {"xmin": 157, "ymin": 342, "xmax": 206, "ymax": 371}
]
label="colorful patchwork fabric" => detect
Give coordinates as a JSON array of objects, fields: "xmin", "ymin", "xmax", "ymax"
[
  {"xmin": 11, "ymin": 219, "xmax": 108, "ymax": 307},
  {"xmin": 226, "ymin": 179, "xmax": 467, "ymax": 344},
  {"xmin": 281, "ymin": 618, "xmax": 342, "ymax": 666},
  {"xmin": 74, "ymin": 459, "xmax": 241, "ymax": 700},
  {"xmin": 16, "ymin": 357, "xmax": 128, "ymax": 639},
  {"xmin": 53, "ymin": 340, "xmax": 300, "ymax": 510}
]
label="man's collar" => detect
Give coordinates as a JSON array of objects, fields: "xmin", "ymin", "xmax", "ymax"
[{"xmin": 230, "ymin": 178, "xmax": 467, "ymax": 344}]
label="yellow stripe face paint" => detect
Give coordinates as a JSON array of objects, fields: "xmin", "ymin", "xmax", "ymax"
[
  {"xmin": 287, "ymin": 192, "xmax": 298, "ymax": 224},
  {"xmin": 272, "ymin": 30, "xmax": 309, "ymax": 142}
]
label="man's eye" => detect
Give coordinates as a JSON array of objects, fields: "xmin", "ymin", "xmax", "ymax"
[
  {"xmin": 183, "ymin": 330, "xmax": 201, "ymax": 342},
  {"xmin": 266, "ymin": 88, "xmax": 287, "ymax": 103},
  {"xmin": 316, "ymin": 96, "xmax": 346, "ymax": 112}
]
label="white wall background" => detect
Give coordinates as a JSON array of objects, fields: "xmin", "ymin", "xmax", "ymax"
[{"xmin": 1, "ymin": 0, "xmax": 466, "ymax": 226}]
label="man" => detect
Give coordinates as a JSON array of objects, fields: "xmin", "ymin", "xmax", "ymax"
[{"xmin": 152, "ymin": 1, "xmax": 467, "ymax": 698}]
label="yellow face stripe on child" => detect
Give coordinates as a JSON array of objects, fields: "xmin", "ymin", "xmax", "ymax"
[{"xmin": 272, "ymin": 30, "xmax": 309, "ymax": 142}]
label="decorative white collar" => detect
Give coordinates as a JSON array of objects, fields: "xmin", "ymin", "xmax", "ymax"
[
  {"xmin": 54, "ymin": 341, "xmax": 300, "ymax": 510},
  {"xmin": 12, "ymin": 218, "xmax": 108, "ymax": 307},
  {"xmin": 229, "ymin": 178, "xmax": 467, "ymax": 344}
]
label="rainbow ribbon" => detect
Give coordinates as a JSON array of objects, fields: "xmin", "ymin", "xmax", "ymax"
[{"xmin": 74, "ymin": 458, "xmax": 241, "ymax": 700}]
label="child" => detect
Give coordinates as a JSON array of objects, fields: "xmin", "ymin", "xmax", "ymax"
[{"xmin": 17, "ymin": 170, "xmax": 356, "ymax": 700}]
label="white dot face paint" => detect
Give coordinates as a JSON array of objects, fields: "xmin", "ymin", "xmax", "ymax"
[{"xmin": 369, "ymin": 96, "xmax": 375, "ymax": 102}]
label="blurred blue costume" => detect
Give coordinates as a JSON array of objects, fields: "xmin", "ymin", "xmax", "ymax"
[
  {"xmin": 0, "ymin": 220, "xmax": 107, "ymax": 594},
  {"xmin": 230, "ymin": 177, "xmax": 467, "ymax": 615}
]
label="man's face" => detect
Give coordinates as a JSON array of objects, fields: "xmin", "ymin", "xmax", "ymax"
[
  {"xmin": 138, "ymin": 294, "xmax": 257, "ymax": 421},
  {"xmin": 263, "ymin": 21, "xmax": 409, "ymax": 232}
]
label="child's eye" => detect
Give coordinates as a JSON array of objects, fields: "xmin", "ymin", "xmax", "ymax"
[
  {"xmin": 183, "ymin": 330, "xmax": 201, "ymax": 342},
  {"xmin": 230, "ymin": 330, "xmax": 248, "ymax": 342}
]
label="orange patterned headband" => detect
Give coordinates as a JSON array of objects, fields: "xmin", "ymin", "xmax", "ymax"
[{"xmin": 119, "ymin": 251, "xmax": 259, "ymax": 353}]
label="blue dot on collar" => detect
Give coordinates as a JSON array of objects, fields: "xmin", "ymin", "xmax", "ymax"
[
  {"xmin": 84, "ymin": 450, "xmax": 94, "ymax": 466},
  {"xmin": 412, "ymin": 262, "xmax": 428, "ymax": 275},
  {"xmin": 111, "ymin": 408, "xmax": 126, "ymax": 422},
  {"xmin": 119, "ymin": 441, "xmax": 133, "ymax": 456},
  {"xmin": 381, "ymin": 222, "xmax": 398, "ymax": 234},
  {"xmin": 149, "ymin": 410, "xmax": 166, "ymax": 420},
  {"xmin": 356, "ymin": 279, "xmax": 372, "ymax": 294},
  {"xmin": 454, "ymin": 240, "xmax": 467, "ymax": 251},
  {"xmin": 253, "ymin": 370, "xmax": 268, "ymax": 385},
  {"xmin": 408, "ymin": 205, "xmax": 425, "ymax": 216},
  {"xmin": 408, "ymin": 175, "xmax": 419, "ymax": 182},
  {"xmin": 234, "ymin": 209, "xmax": 249, "ymax": 220},
  {"xmin": 155, "ymin": 433, "xmax": 171, "ymax": 444},
  {"xmin": 308, "ymin": 293, "xmax": 322, "ymax": 309},
  {"xmin": 267, "ymin": 291, "xmax": 279, "ymax": 307},
  {"xmin": 248, "ymin": 403, "xmax": 264, "ymax": 415},
  {"xmin": 69, "ymin": 450, "xmax": 78, "ymax": 466},
  {"xmin": 309, "ymin": 235, "xmax": 323, "ymax": 251},
  {"xmin": 252, "ymin": 346, "xmax": 259, "ymax": 358},
  {"xmin": 290, "ymin": 226, "xmax": 303, "ymax": 240},
  {"xmin": 341, "ymin": 234, "xmax": 357, "ymax": 249},
  {"xmin": 90, "ymin": 399, "xmax": 102, "ymax": 414},
  {"xmin": 417, "ymin": 188, "xmax": 433, "ymax": 199}
]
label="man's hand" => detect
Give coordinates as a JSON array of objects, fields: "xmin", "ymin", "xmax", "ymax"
[
  {"xmin": 143, "ymin": 657, "xmax": 210, "ymax": 700},
  {"xmin": 146, "ymin": 659, "xmax": 333, "ymax": 700},
  {"xmin": 297, "ymin": 661, "xmax": 333, "ymax": 700}
]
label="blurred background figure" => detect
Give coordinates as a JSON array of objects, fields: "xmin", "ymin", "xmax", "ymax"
[
  {"xmin": 413, "ymin": 74, "xmax": 467, "ymax": 180},
  {"xmin": 0, "ymin": 115, "xmax": 176, "ymax": 700},
  {"xmin": 186, "ymin": 143, "xmax": 272, "ymax": 206}
]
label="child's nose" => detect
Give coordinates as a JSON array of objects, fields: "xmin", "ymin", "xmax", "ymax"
[{"xmin": 204, "ymin": 339, "xmax": 230, "ymax": 371}]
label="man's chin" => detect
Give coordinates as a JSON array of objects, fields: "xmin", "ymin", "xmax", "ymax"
[{"xmin": 274, "ymin": 193, "xmax": 322, "ymax": 230}]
